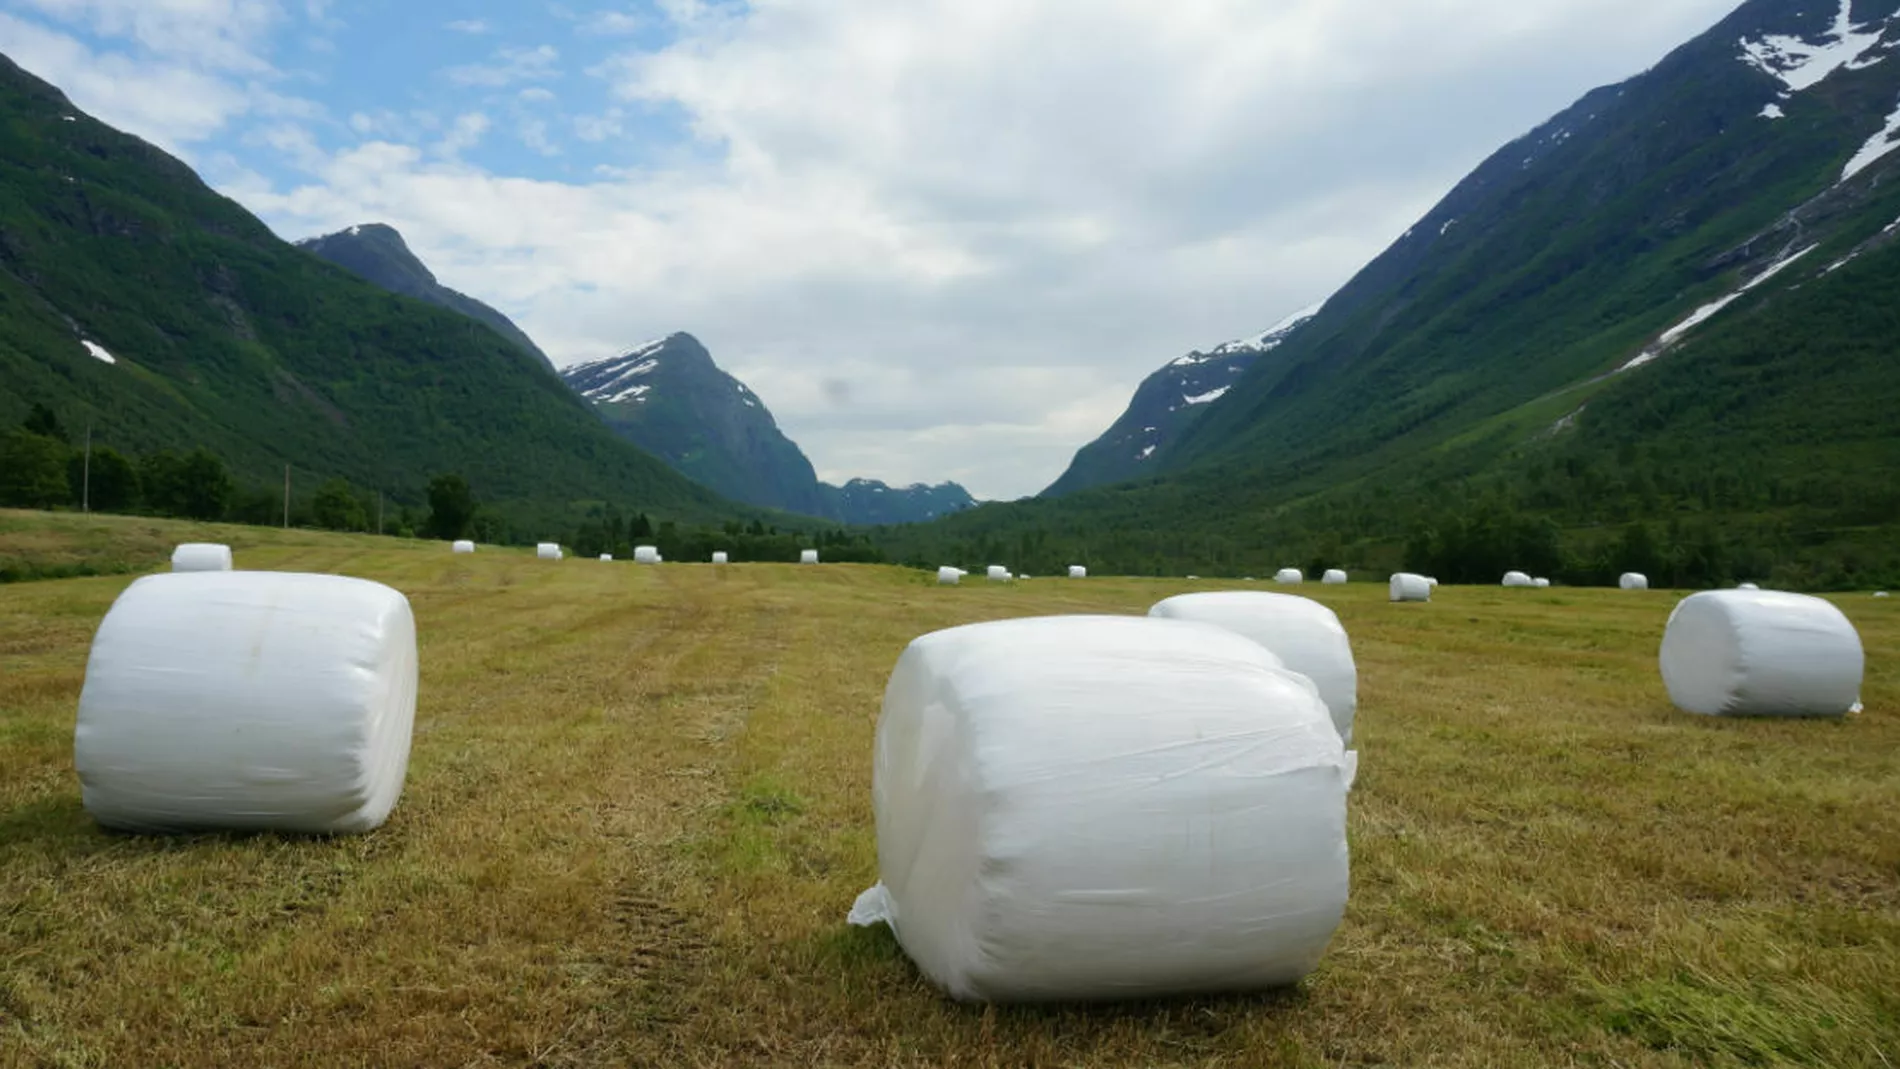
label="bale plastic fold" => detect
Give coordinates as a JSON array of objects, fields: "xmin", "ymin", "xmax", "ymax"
[
  {"xmin": 1659, "ymin": 590, "xmax": 1863, "ymax": 718},
  {"xmin": 1149, "ymin": 592, "xmax": 1358, "ymax": 742},
  {"xmin": 171, "ymin": 543, "xmax": 232, "ymax": 572},
  {"xmin": 849, "ymin": 615, "xmax": 1353, "ymax": 1003},
  {"xmin": 74, "ymin": 572, "xmax": 418, "ymax": 834},
  {"xmin": 1390, "ymin": 573, "xmax": 1432, "ymax": 602}
]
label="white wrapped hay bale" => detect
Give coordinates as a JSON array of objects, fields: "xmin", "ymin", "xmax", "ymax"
[
  {"xmin": 171, "ymin": 543, "xmax": 232, "ymax": 572},
  {"xmin": 1877, "ymin": 592, "xmax": 1891, "ymax": 599},
  {"xmin": 1427, "ymin": 577, "xmax": 1439, "ymax": 588},
  {"xmin": 634, "ymin": 545, "xmax": 661, "ymax": 564},
  {"xmin": 451, "ymin": 540, "xmax": 475, "ymax": 554},
  {"xmin": 937, "ymin": 566, "xmax": 961, "ymax": 585},
  {"xmin": 1068, "ymin": 565, "xmax": 1087, "ymax": 579},
  {"xmin": 74, "ymin": 572, "xmax": 418, "ymax": 834},
  {"xmin": 1275, "ymin": 568, "xmax": 1304, "ymax": 584},
  {"xmin": 986, "ymin": 565, "xmax": 1009, "ymax": 581},
  {"xmin": 536, "ymin": 542, "xmax": 562, "ymax": 561},
  {"xmin": 1620, "ymin": 573, "xmax": 1649, "ymax": 591},
  {"xmin": 801, "ymin": 549, "xmax": 820, "ymax": 564},
  {"xmin": 1502, "ymin": 571, "xmax": 1535, "ymax": 587},
  {"xmin": 1149, "ymin": 592, "xmax": 1358, "ymax": 742},
  {"xmin": 1659, "ymin": 590, "xmax": 1864, "ymax": 718},
  {"xmin": 1390, "ymin": 573, "xmax": 1432, "ymax": 602},
  {"xmin": 1534, "ymin": 578, "xmax": 1552, "ymax": 589},
  {"xmin": 1323, "ymin": 569, "xmax": 1348, "ymax": 585},
  {"xmin": 1738, "ymin": 582, "xmax": 1761, "ymax": 591},
  {"xmin": 849, "ymin": 615, "xmax": 1352, "ymax": 1003},
  {"xmin": 712, "ymin": 551, "xmax": 729, "ymax": 564}
]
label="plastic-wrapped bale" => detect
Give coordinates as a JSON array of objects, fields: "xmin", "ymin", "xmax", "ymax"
[
  {"xmin": 536, "ymin": 543, "xmax": 562, "ymax": 561},
  {"xmin": 171, "ymin": 543, "xmax": 232, "ymax": 572},
  {"xmin": 1322, "ymin": 569, "xmax": 1348, "ymax": 585},
  {"xmin": 1427, "ymin": 577, "xmax": 1440, "ymax": 588},
  {"xmin": 801, "ymin": 549, "xmax": 820, "ymax": 564},
  {"xmin": 1659, "ymin": 590, "xmax": 1864, "ymax": 718},
  {"xmin": 1620, "ymin": 573, "xmax": 1649, "ymax": 591},
  {"xmin": 1390, "ymin": 573, "xmax": 1432, "ymax": 602},
  {"xmin": 848, "ymin": 615, "xmax": 1353, "ymax": 1003},
  {"xmin": 451, "ymin": 540, "xmax": 475, "ymax": 554},
  {"xmin": 937, "ymin": 566, "xmax": 961, "ymax": 585},
  {"xmin": 1068, "ymin": 565, "xmax": 1087, "ymax": 579},
  {"xmin": 1534, "ymin": 578, "xmax": 1552, "ymax": 589},
  {"xmin": 74, "ymin": 572, "xmax": 418, "ymax": 834},
  {"xmin": 634, "ymin": 546, "xmax": 661, "ymax": 564},
  {"xmin": 712, "ymin": 551, "xmax": 729, "ymax": 564},
  {"xmin": 986, "ymin": 565, "xmax": 1009, "ymax": 581},
  {"xmin": 1877, "ymin": 592, "xmax": 1891, "ymax": 599},
  {"xmin": 1275, "ymin": 568, "xmax": 1304, "ymax": 584},
  {"xmin": 1149, "ymin": 592, "xmax": 1358, "ymax": 742},
  {"xmin": 1738, "ymin": 582, "xmax": 1761, "ymax": 591},
  {"xmin": 1502, "ymin": 571, "xmax": 1535, "ymax": 588}
]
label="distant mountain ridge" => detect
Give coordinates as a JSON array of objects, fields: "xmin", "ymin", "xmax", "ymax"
[
  {"xmin": 1042, "ymin": 305, "xmax": 1319, "ymax": 496},
  {"xmin": 561, "ymin": 334, "xmax": 976, "ymax": 525},
  {"xmin": 296, "ymin": 224, "xmax": 554, "ymax": 371}
]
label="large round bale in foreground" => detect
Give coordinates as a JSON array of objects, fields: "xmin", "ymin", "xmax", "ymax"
[
  {"xmin": 848, "ymin": 615, "xmax": 1352, "ymax": 1003},
  {"xmin": 1390, "ymin": 573, "xmax": 1432, "ymax": 602},
  {"xmin": 1502, "ymin": 571, "xmax": 1535, "ymax": 588},
  {"xmin": 1620, "ymin": 572, "xmax": 1649, "ymax": 590},
  {"xmin": 937, "ymin": 566, "xmax": 961, "ymax": 585},
  {"xmin": 1149, "ymin": 592, "xmax": 1358, "ymax": 742},
  {"xmin": 1068, "ymin": 565, "xmax": 1087, "ymax": 579},
  {"xmin": 171, "ymin": 543, "xmax": 232, "ymax": 572},
  {"xmin": 1323, "ymin": 569, "xmax": 1348, "ymax": 584},
  {"xmin": 536, "ymin": 542, "xmax": 562, "ymax": 561},
  {"xmin": 1660, "ymin": 590, "xmax": 1864, "ymax": 718},
  {"xmin": 74, "ymin": 572, "xmax": 418, "ymax": 834},
  {"xmin": 1275, "ymin": 568, "xmax": 1304, "ymax": 584},
  {"xmin": 451, "ymin": 540, "xmax": 475, "ymax": 554}
]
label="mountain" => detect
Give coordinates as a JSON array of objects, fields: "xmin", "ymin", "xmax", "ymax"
[
  {"xmin": 878, "ymin": 0, "xmax": 1900, "ymax": 588},
  {"xmin": 0, "ymin": 53, "xmax": 729, "ymax": 525},
  {"xmin": 561, "ymin": 333, "xmax": 976, "ymax": 525},
  {"xmin": 296, "ymin": 223, "xmax": 554, "ymax": 370},
  {"xmin": 1042, "ymin": 305, "xmax": 1319, "ymax": 496}
]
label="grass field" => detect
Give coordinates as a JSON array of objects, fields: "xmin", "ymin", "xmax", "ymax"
[{"xmin": 2, "ymin": 512, "xmax": 1896, "ymax": 1068}]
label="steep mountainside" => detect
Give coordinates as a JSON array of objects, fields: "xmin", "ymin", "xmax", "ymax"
[
  {"xmin": 0, "ymin": 53, "xmax": 727, "ymax": 520},
  {"xmin": 562, "ymin": 334, "xmax": 975, "ymax": 524},
  {"xmin": 1042, "ymin": 306, "xmax": 1318, "ymax": 496},
  {"xmin": 880, "ymin": 0, "xmax": 1900, "ymax": 586},
  {"xmin": 297, "ymin": 223, "xmax": 554, "ymax": 370}
]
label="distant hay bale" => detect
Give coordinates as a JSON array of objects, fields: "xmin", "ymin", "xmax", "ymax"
[
  {"xmin": 170, "ymin": 543, "xmax": 232, "ymax": 572},
  {"xmin": 74, "ymin": 572, "xmax": 418, "ymax": 834},
  {"xmin": 848, "ymin": 615, "xmax": 1352, "ymax": 1002},
  {"xmin": 1389, "ymin": 573, "xmax": 1432, "ymax": 602},
  {"xmin": 1150, "ymin": 592, "xmax": 1359, "ymax": 742},
  {"xmin": 938, "ymin": 566, "xmax": 961, "ymax": 585},
  {"xmin": 801, "ymin": 549, "xmax": 820, "ymax": 564},
  {"xmin": 1876, "ymin": 591, "xmax": 1891, "ymax": 598},
  {"xmin": 987, "ymin": 565, "xmax": 1010, "ymax": 581},
  {"xmin": 1275, "ymin": 569, "xmax": 1304, "ymax": 584},
  {"xmin": 599, "ymin": 553, "xmax": 613, "ymax": 562},
  {"xmin": 1738, "ymin": 582, "xmax": 1761, "ymax": 590},
  {"xmin": 1660, "ymin": 590, "xmax": 1863, "ymax": 718},
  {"xmin": 634, "ymin": 546, "xmax": 661, "ymax": 564},
  {"xmin": 1620, "ymin": 573, "xmax": 1649, "ymax": 590},
  {"xmin": 536, "ymin": 543, "xmax": 562, "ymax": 561},
  {"xmin": 451, "ymin": 540, "xmax": 475, "ymax": 554},
  {"xmin": 1534, "ymin": 578, "xmax": 1552, "ymax": 589},
  {"xmin": 1322, "ymin": 569, "xmax": 1348, "ymax": 585},
  {"xmin": 712, "ymin": 551, "xmax": 729, "ymax": 564},
  {"xmin": 1502, "ymin": 571, "xmax": 1535, "ymax": 588},
  {"xmin": 1068, "ymin": 565, "xmax": 1087, "ymax": 579}
]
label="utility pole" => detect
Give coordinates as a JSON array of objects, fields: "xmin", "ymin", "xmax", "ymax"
[
  {"xmin": 283, "ymin": 464, "xmax": 290, "ymax": 528},
  {"xmin": 82, "ymin": 423, "xmax": 92, "ymax": 514},
  {"xmin": 377, "ymin": 490, "xmax": 384, "ymax": 536}
]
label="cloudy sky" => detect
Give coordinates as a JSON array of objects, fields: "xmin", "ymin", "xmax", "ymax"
[{"xmin": 0, "ymin": 0, "xmax": 1742, "ymax": 499}]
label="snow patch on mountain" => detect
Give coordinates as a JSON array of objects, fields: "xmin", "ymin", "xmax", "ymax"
[
  {"xmin": 1760, "ymin": 102, "xmax": 1786, "ymax": 120},
  {"xmin": 1739, "ymin": 1, "xmax": 1887, "ymax": 93},
  {"xmin": 80, "ymin": 339, "xmax": 116, "ymax": 365},
  {"xmin": 1618, "ymin": 243, "xmax": 1819, "ymax": 373},
  {"xmin": 1175, "ymin": 301, "xmax": 1324, "ymax": 366},
  {"xmin": 1184, "ymin": 386, "xmax": 1231, "ymax": 406},
  {"xmin": 1137, "ymin": 444, "xmax": 1156, "ymax": 460},
  {"xmin": 1841, "ymin": 95, "xmax": 1900, "ymax": 182},
  {"xmin": 608, "ymin": 383, "xmax": 652, "ymax": 404}
]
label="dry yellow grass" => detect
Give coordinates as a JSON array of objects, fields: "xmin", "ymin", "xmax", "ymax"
[{"xmin": 2, "ymin": 513, "xmax": 1896, "ymax": 1067}]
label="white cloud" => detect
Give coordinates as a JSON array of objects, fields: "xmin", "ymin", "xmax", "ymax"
[
  {"xmin": 444, "ymin": 43, "xmax": 560, "ymax": 87},
  {"xmin": 518, "ymin": 86, "xmax": 556, "ymax": 103},
  {"xmin": 518, "ymin": 117, "xmax": 560, "ymax": 156},
  {"xmin": 582, "ymin": 9, "xmax": 644, "ymax": 36},
  {"xmin": 445, "ymin": 18, "xmax": 491, "ymax": 34},
  {"xmin": 432, "ymin": 112, "xmax": 491, "ymax": 157},
  {"xmin": 8, "ymin": 0, "xmax": 285, "ymax": 72}
]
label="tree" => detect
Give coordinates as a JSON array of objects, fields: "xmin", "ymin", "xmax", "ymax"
[
  {"xmin": 22, "ymin": 403, "xmax": 65, "ymax": 442},
  {"xmin": 425, "ymin": 474, "xmax": 475, "ymax": 539},
  {"xmin": 68, "ymin": 446, "xmax": 140, "ymax": 513},
  {"xmin": 176, "ymin": 448, "xmax": 233, "ymax": 520},
  {"xmin": 312, "ymin": 477, "xmax": 369, "ymax": 531},
  {"xmin": 0, "ymin": 429, "xmax": 70, "ymax": 508},
  {"xmin": 140, "ymin": 450, "xmax": 187, "ymax": 516}
]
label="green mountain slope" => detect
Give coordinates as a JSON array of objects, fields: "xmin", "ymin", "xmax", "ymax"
[
  {"xmin": 0, "ymin": 53, "xmax": 729, "ymax": 523},
  {"xmin": 879, "ymin": 0, "xmax": 1900, "ymax": 588},
  {"xmin": 297, "ymin": 223, "xmax": 555, "ymax": 371}
]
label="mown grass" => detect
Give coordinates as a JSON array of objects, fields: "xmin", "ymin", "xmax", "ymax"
[{"xmin": 1, "ymin": 514, "xmax": 1895, "ymax": 1067}]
